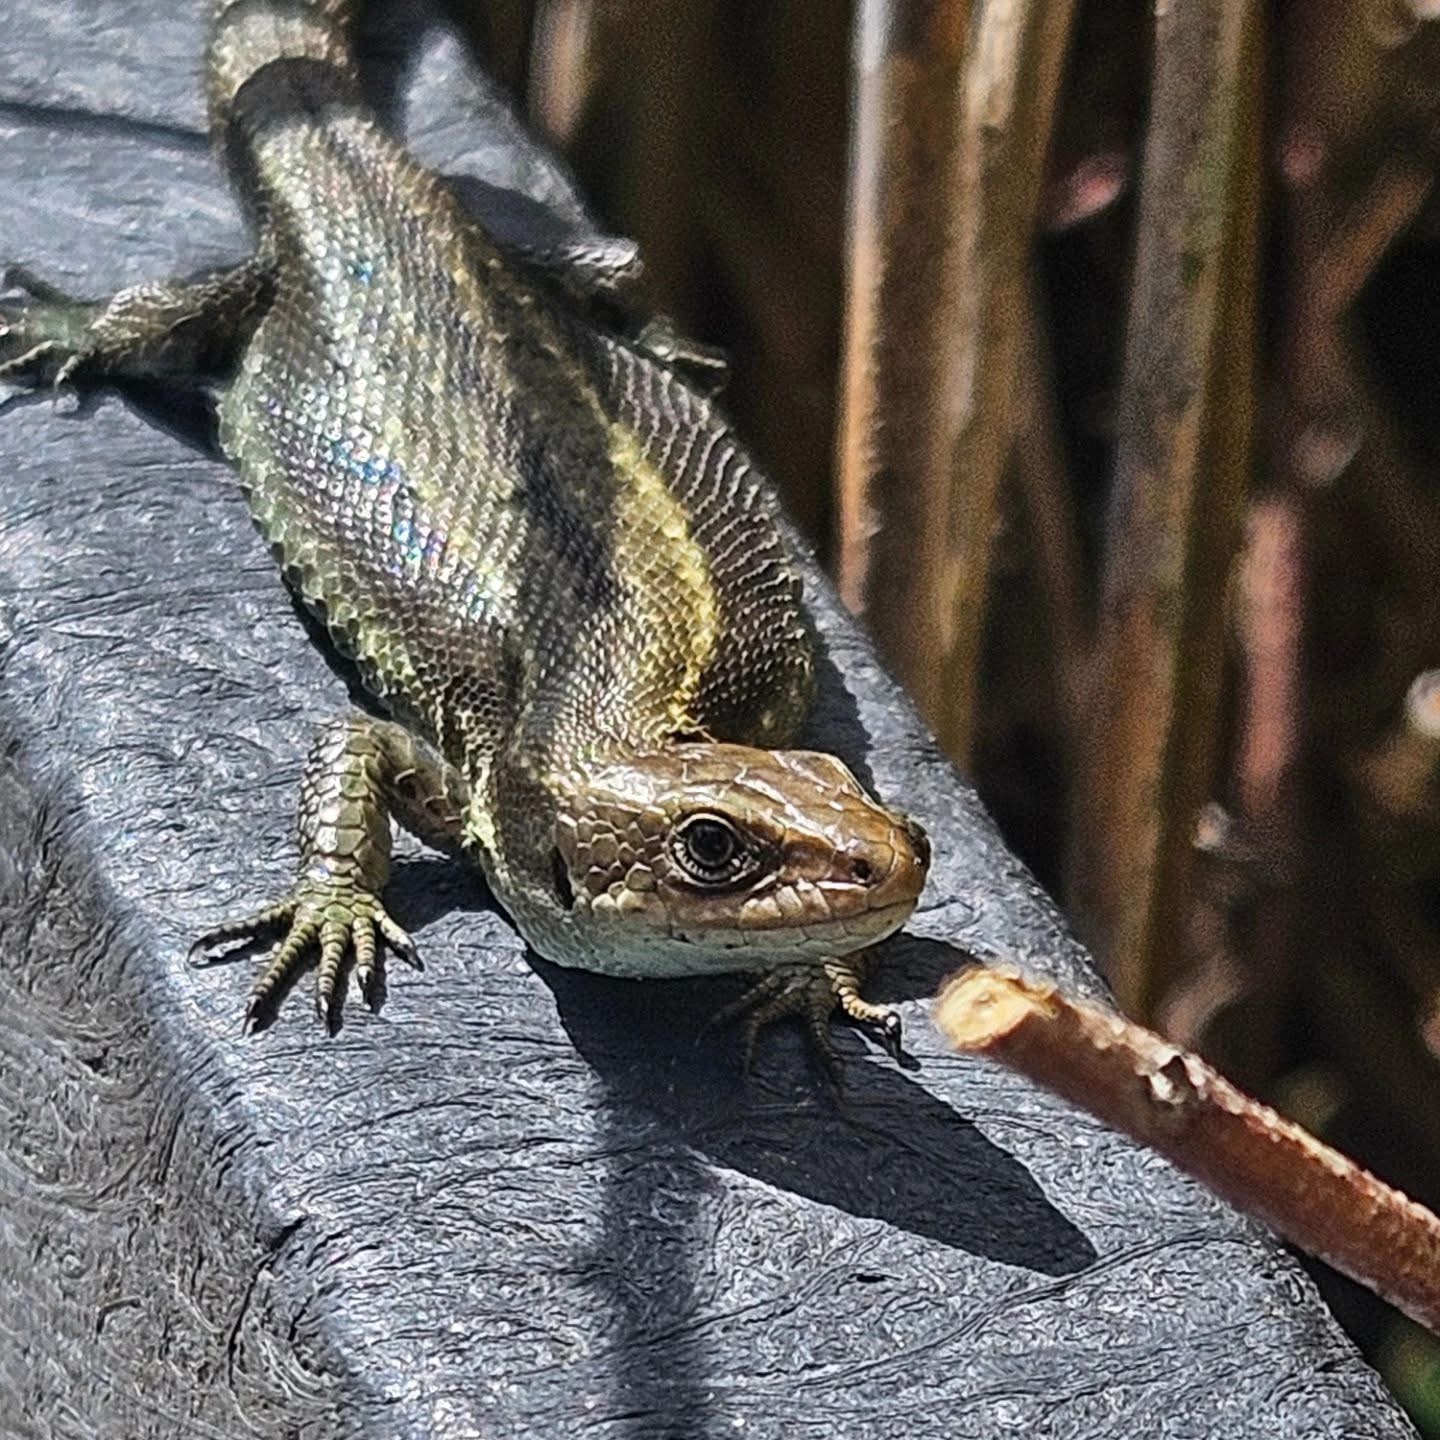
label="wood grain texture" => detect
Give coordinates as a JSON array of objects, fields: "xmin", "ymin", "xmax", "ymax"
[{"xmin": 0, "ymin": 1, "xmax": 1414, "ymax": 1436}]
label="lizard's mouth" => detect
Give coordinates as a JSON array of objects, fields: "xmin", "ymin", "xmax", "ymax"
[
  {"xmin": 811, "ymin": 895, "xmax": 920, "ymax": 945},
  {"xmin": 667, "ymin": 894, "xmax": 919, "ymax": 956}
]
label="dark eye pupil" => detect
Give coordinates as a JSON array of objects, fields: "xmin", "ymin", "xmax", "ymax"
[{"xmin": 686, "ymin": 818, "xmax": 736, "ymax": 868}]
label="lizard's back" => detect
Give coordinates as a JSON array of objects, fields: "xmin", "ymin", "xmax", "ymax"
[{"xmin": 212, "ymin": 0, "xmax": 814, "ymax": 790}]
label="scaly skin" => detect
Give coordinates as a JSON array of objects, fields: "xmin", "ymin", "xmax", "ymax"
[{"xmin": 0, "ymin": 0, "xmax": 930, "ymax": 1064}]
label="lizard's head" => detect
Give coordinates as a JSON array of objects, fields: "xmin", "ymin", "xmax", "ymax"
[{"xmin": 550, "ymin": 743, "xmax": 929, "ymax": 970}]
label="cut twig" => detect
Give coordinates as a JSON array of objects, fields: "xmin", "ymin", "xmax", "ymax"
[{"xmin": 937, "ymin": 967, "xmax": 1440, "ymax": 1335}]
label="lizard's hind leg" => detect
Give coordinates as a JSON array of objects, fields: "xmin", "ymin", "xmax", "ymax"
[{"xmin": 0, "ymin": 253, "xmax": 273, "ymax": 387}]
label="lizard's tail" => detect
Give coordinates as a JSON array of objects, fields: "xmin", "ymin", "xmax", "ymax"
[{"xmin": 207, "ymin": 0, "xmax": 361, "ymax": 145}]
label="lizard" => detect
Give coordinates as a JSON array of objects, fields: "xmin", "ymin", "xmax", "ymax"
[{"xmin": 0, "ymin": 0, "xmax": 930, "ymax": 1068}]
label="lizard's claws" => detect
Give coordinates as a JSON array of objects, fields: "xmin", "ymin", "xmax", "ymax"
[
  {"xmin": 190, "ymin": 881, "xmax": 420, "ymax": 1032},
  {"xmin": 702, "ymin": 956, "xmax": 903, "ymax": 1083},
  {"xmin": 0, "ymin": 267, "xmax": 105, "ymax": 386}
]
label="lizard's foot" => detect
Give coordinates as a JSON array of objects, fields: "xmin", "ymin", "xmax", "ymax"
[
  {"xmin": 0, "ymin": 269, "xmax": 98, "ymax": 386},
  {"xmin": 188, "ymin": 877, "xmax": 419, "ymax": 1032},
  {"xmin": 707, "ymin": 957, "xmax": 903, "ymax": 1081}
]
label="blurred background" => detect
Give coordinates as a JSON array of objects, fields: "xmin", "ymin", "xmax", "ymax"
[{"xmin": 459, "ymin": 0, "xmax": 1440, "ymax": 1427}]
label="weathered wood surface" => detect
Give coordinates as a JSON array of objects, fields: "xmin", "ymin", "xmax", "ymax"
[{"xmin": 0, "ymin": 2, "xmax": 1412, "ymax": 1435}]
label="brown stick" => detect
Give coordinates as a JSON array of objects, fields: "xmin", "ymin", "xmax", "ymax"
[
  {"xmin": 936, "ymin": 967, "xmax": 1440, "ymax": 1335},
  {"xmin": 1064, "ymin": 0, "xmax": 1263, "ymax": 1018},
  {"xmin": 834, "ymin": 0, "xmax": 973, "ymax": 720},
  {"xmin": 835, "ymin": 0, "xmax": 1076, "ymax": 764}
]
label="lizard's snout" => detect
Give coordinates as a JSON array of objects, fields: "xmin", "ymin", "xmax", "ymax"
[
  {"xmin": 839, "ymin": 808, "xmax": 929, "ymax": 915},
  {"xmin": 901, "ymin": 814, "xmax": 931, "ymax": 871},
  {"xmin": 875, "ymin": 812, "xmax": 930, "ymax": 909}
]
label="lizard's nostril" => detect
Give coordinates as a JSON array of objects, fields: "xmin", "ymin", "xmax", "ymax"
[
  {"xmin": 851, "ymin": 857, "xmax": 874, "ymax": 885},
  {"xmin": 904, "ymin": 820, "xmax": 931, "ymax": 869}
]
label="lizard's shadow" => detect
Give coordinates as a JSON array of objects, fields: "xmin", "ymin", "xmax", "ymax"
[
  {"xmin": 380, "ymin": 822, "xmax": 1091, "ymax": 1274},
  {"xmin": 538, "ymin": 952, "xmax": 1095, "ymax": 1277}
]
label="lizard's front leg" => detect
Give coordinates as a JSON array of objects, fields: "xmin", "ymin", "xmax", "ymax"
[
  {"xmin": 710, "ymin": 956, "xmax": 904, "ymax": 1082},
  {"xmin": 0, "ymin": 255, "xmax": 272, "ymax": 385},
  {"xmin": 191, "ymin": 715, "xmax": 471, "ymax": 1029}
]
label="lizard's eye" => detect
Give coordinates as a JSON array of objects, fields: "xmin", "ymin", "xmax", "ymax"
[{"xmin": 671, "ymin": 813, "xmax": 749, "ymax": 886}]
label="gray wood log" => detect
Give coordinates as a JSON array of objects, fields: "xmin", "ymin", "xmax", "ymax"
[{"xmin": 0, "ymin": 2, "xmax": 1415, "ymax": 1436}]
